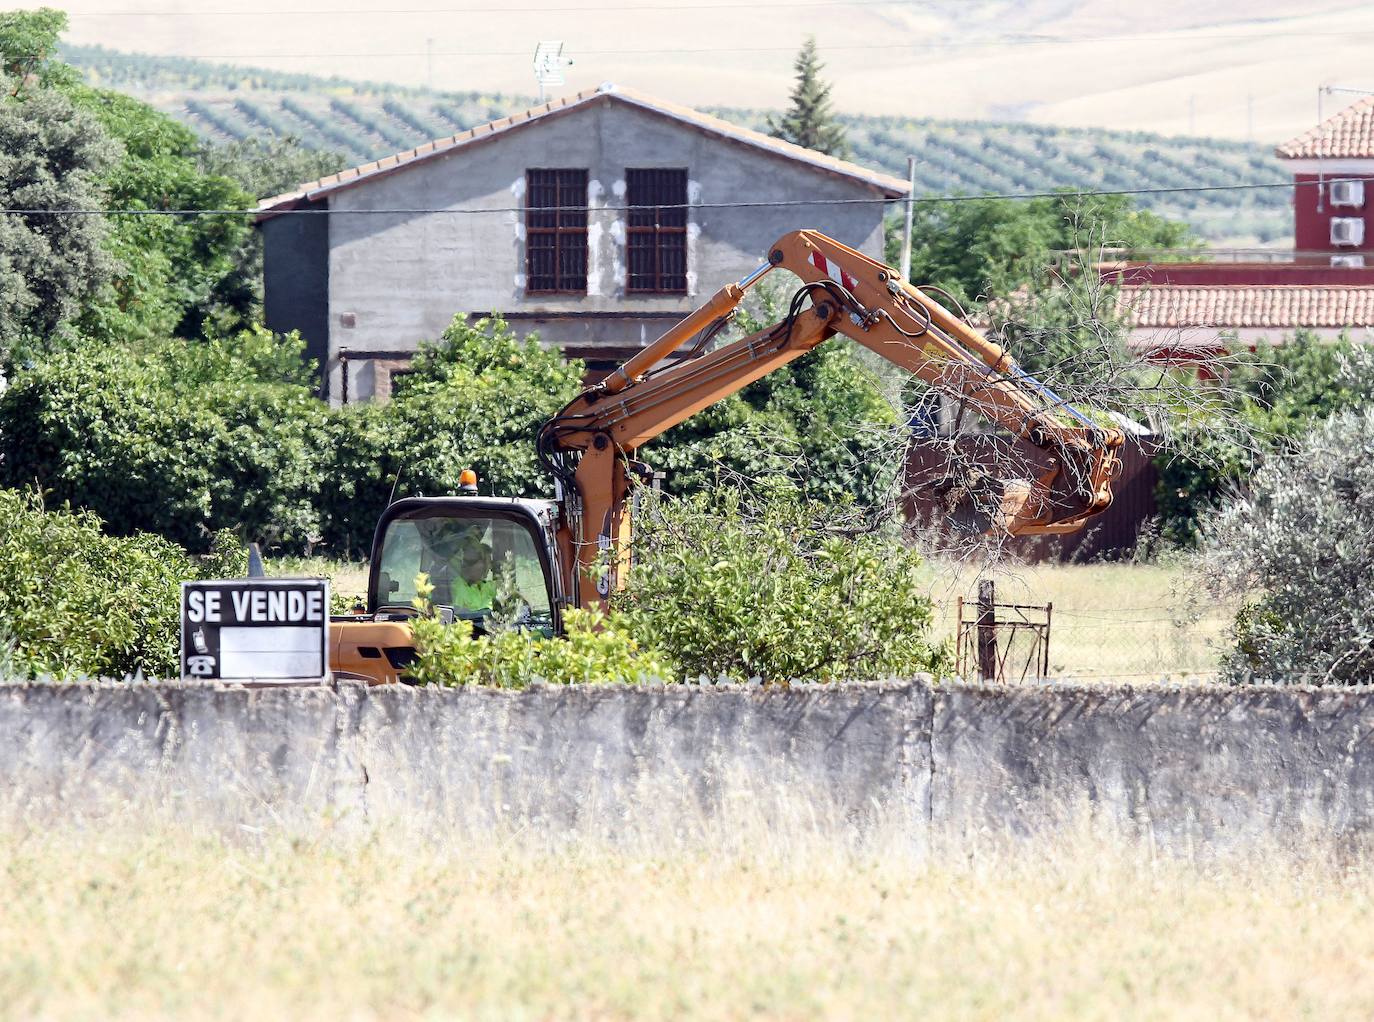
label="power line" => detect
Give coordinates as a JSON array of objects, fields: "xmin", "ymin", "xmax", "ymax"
[
  {"xmin": 0, "ymin": 177, "xmax": 1321, "ymax": 218},
  {"xmin": 59, "ymin": 30, "xmax": 1374, "ymax": 61},
  {"xmin": 61, "ymin": 0, "xmax": 929, "ymax": 12}
]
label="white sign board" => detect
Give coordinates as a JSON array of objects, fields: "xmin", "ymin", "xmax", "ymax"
[{"xmin": 181, "ymin": 579, "xmax": 330, "ymax": 681}]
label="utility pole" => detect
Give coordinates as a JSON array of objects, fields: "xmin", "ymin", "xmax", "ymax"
[{"xmin": 899, "ymin": 155, "xmax": 916, "ymax": 283}]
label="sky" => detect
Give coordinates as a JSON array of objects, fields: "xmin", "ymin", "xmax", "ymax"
[{"xmin": 24, "ymin": 0, "xmax": 1374, "ymax": 141}]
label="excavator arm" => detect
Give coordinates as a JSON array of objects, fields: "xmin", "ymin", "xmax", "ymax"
[{"xmin": 539, "ymin": 230, "xmax": 1125, "ymax": 610}]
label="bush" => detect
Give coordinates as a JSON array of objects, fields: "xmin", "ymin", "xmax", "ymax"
[
  {"xmin": 0, "ymin": 490, "xmax": 244, "ymax": 678},
  {"xmin": 317, "ymin": 315, "xmax": 584, "ymax": 554},
  {"xmin": 1201, "ymin": 408, "xmax": 1374, "ymax": 685},
  {"xmin": 409, "ymin": 583, "xmax": 667, "ymax": 687},
  {"xmin": 1154, "ymin": 334, "xmax": 1374, "ymax": 546},
  {"xmin": 612, "ymin": 487, "xmax": 951, "ymax": 682},
  {"xmin": 0, "ymin": 326, "xmax": 327, "ymax": 552},
  {"xmin": 0, "ymin": 316, "xmax": 580, "ymax": 558},
  {"xmin": 650, "ymin": 285, "xmax": 901, "ymax": 509}
]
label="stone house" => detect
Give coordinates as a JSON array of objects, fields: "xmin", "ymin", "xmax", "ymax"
[{"xmin": 256, "ymin": 83, "xmax": 909, "ymax": 403}]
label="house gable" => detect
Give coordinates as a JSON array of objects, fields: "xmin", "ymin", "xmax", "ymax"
[{"xmin": 257, "ymin": 83, "xmax": 907, "ymax": 218}]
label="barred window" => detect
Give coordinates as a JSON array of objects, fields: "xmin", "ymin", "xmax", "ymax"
[
  {"xmin": 626, "ymin": 168, "xmax": 688, "ymax": 294},
  {"xmin": 526, "ymin": 168, "xmax": 588, "ymax": 294}
]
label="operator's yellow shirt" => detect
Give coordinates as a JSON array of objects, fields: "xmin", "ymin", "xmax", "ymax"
[
  {"xmin": 427, "ymin": 561, "xmax": 496, "ymax": 611},
  {"xmin": 449, "ymin": 577, "xmax": 496, "ymax": 612}
]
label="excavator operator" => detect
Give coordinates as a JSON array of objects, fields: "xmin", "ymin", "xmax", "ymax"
[{"xmin": 419, "ymin": 520, "xmax": 497, "ymax": 613}]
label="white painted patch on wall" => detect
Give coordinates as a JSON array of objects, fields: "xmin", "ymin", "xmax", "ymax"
[
  {"xmin": 611, "ymin": 179, "xmax": 626, "ymax": 198},
  {"xmin": 587, "ymin": 221, "xmax": 604, "ymax": 297},
  {"xmin": 588, "ymin": 179, "xmax": 605, "ymax": 206},
  {"xmin": 611, "ymin": 228, "xmax": 627, "ymax": 297},
  {"xmin": 510, "ymin": 176, "xmax": 526, "ymax": 298},
  {"xmin": 686, "ymin": 180, "xmax": 702, "ymax": 296}
]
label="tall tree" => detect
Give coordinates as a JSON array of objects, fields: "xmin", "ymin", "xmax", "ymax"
[
  {"xmin": 0, "ymin": 9, "xmax": 115, "ymax": 355},
  {"xmin": 767, "ymin": 37, "xmax": 850, "ymax": 158}
]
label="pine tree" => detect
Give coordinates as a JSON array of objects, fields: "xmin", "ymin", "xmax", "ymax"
[{"xmin": 767, "ymin": 37, "xmax": 850, "ymax": 158}]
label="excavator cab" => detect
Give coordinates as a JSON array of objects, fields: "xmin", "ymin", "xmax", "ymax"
[{"xmin": 331, "ymin": 495, "xmax": 564, "ymax": 684}]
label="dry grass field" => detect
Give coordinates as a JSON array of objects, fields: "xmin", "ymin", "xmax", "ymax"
[
  {"xmin": 927, "ymin": 558, "xmax": 1236, "ymax": 681},
  {"xmin": 1, "ymin": 818, "xmax": 1371, "ymax": 1020},
  {"xmin": 279, "ymin": 554, "xmax": 1231, "ymax": 681}
]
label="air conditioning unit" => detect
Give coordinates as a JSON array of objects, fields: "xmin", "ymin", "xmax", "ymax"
[
  {"xmin": 1330, "ymin": 179, "xmax": 1366, "ymax": 208},
  {"xmin": 1331, "ymin": 254, "xmax": 1366, "ymax": 268},
  {"xmin": 1331, "ymin": 216, "xmax": 1365, "ymax": 246}
]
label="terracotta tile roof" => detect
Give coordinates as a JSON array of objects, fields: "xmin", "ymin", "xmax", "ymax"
[
  {"xmin": 1119, "ymin": 284, "xmax": 1374, "ymax": 329},
  {"xmin": 1276, "ymin": 96, "xmax": 1374, "ymax": 159},
  {"xmin": 257, "ymin": 83, "xmax": 909, "ymax": 217}
]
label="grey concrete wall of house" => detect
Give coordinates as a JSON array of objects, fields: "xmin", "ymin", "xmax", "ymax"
[
  {"xmin": 260, "ymin": 199, "xmax": 331, "ymax": 388},
  {"xmin": 320, "ymin": 97, "xmax": 891, "ymax": 401},
  {"xmin": 7, "ymin": 679, "xmax": 1374, "ymax": 846}
]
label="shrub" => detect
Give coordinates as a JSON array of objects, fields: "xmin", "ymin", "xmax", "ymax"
[
  {"xmin": 317, "ymin": 315, "xmax": 584, "ymax": 554},
  {"xmin": 612, "ymin": 487, "xmax": 951, "ymax": 682},
  {"xmin": 408, "ymin": 578, "xmax": 668, "ymax": 687},
  {"xmin": 0, "ymin": 490, "xmax": 244, "ymax": 679},
  {"xmin": 0, "ymin": 316, "xmax": 579, "ymax": 558},
  {"xmin": 0, "ymin": 326, "xmax": 327, "ymax": 552},
  {"xmin": 1154, "ymin": 334, "xmax": 1374, "ymax": 546},
  {"xmin": 1200, "ymin": 408, "xmax": 1374, "ymax": 685},
  {"xmin": 650, "ymin": 285, "xmax": 902, "ymax": 509}
]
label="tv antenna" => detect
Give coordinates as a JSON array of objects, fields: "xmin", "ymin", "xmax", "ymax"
[{"xmin": 533, "ymin": 41, "xmax": 573, "ymax": 103}]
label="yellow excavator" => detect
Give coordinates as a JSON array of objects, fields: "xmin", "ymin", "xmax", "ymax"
[{"xmin": 331, "ymin": 230, "xmax": 1125, "ymax": 684}]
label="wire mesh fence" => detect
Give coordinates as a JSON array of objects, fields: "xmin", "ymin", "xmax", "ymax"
[{"xmin": 947, "ymin": 576, "xmax": 1234, "ymax": 684}]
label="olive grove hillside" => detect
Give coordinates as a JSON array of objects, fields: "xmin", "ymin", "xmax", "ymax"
[{"xmin": 61, "ymin": 43, "xmax": 1288, "ymax": 243}]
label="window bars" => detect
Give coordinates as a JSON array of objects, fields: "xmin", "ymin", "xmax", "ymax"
[
  {"xmin": 526, "ymin": 168, "xmax": 588, "ymax": 294},
  {"xmin": 625, "ymin": 168, "xmax": 688, "ymax": 294}
]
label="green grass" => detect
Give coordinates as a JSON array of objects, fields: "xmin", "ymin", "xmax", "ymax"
[{"xmin": 62, "ymin": 43, "xmax": 1288, "ymax": 242}]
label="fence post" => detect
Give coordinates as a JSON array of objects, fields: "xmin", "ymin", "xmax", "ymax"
[{"xmin": 976, "ymin": 579, "xmax": 997, "ymax": 683}]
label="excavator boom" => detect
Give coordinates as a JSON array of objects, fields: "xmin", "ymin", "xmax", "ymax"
[
  {"xmin": 331, "ymin": 229, "xmax": 1127, "ymax": 684},
  {"xmin": 540, "ymin": 230, "xmax": 1125, "ymax": 609}
]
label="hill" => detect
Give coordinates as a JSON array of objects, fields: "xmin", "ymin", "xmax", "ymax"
[
  {"xmin": 32, "ymin": 0, "xmax": 1373, "ymax": 142},
  {"xmin": 63, "ymin": 44, "xmax": 1291, "ymax": 244}
]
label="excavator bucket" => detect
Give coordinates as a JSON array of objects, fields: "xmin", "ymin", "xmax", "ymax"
[{"xmin": 917, "ymin": 431, "xmax": 1126, "ymax": 538}]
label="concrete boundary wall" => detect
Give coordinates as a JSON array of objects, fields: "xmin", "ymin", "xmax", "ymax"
[{"xmin": 3, "ymin": 680, "xmax": 1374, "ymax": 843}]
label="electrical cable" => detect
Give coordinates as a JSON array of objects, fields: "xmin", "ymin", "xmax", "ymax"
[
  {"xmin": 0, "ymin": 176, "xmax": 1331, "ymax": 217},
  {"xmin": 66, "ymin": 0, "xmax": 957, "ymax": 15}
]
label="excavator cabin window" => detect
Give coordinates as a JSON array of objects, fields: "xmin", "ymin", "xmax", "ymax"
[
  {"xmin": 626, "ymin": 168, "xmax": 688, "ymax": 294},
  {"xmin": 373, "ymin": 510, "xmax": 556, "ymax": 635}
]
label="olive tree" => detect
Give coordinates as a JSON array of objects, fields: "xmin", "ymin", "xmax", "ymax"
[
  {"xmin": 1201, "ymin": 406, "xmax": 1374, "ymax": 685},
  {"xmin": 0, "ymin": 87, "xmax": 115, "ymax": 352}
]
